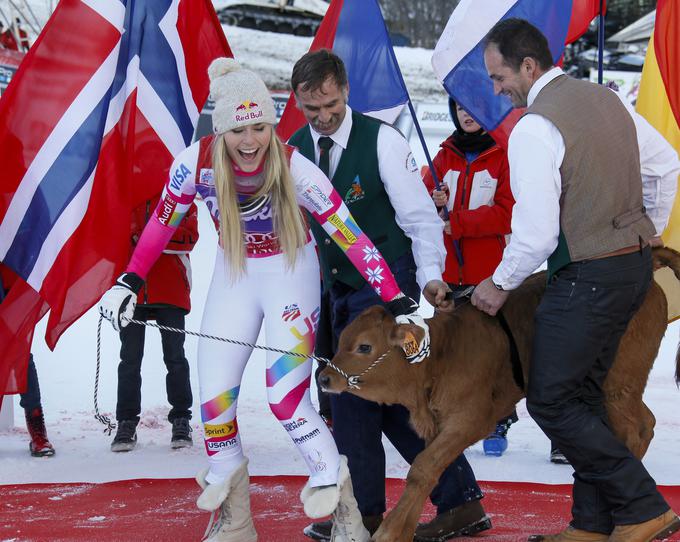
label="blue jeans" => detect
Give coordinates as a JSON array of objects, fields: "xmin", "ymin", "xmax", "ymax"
[{"xmin": 328, "ymin": 253, "xmax": 482, "ymax": 516}]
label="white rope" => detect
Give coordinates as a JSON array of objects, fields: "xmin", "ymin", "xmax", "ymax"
[{"xmin": 93, "ymin": 314, "xmax": 394, "ymax": 430}]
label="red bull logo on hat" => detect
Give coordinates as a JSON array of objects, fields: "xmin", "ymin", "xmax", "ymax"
[
  {"xmin": 234, "ymin": 99, "xmax": 264, "ymax": 123},
  {"xmin": 235, "ymin": 100, "xmax": 259, "ymax": 112}
]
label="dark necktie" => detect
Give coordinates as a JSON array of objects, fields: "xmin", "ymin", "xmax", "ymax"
[{"xmin": 318, "ymin": 136, "xmax": 334, "ymax": 178}]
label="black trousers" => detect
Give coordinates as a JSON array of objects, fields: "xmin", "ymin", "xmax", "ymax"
[
  {"xmin": 116, "ymin": 305, "xmax": 192, "ymax": 423},
  {"xmin": 19, "ymin": 354, "xmax": 41, "ymax": 412},
  {"xmin": 526, "ymin": 246, "xmax": 668, "ymax": 533},
  {"xmin": 313, "ymin": 289, "xmax": 333, "ymax": 422}
]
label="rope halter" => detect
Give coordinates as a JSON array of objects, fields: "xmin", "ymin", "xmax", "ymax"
[
  {"xmin": 121, "ymin": 315, "xmax": 393, "ymax": 390},
  {"xmin": 323, "ymin": 349, "xmax": 393, "ymax": 390}
]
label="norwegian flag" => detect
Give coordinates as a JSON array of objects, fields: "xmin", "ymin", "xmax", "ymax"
[{"xmin": 0, "ymin": 0, "xmax": 231, "ymax": 394}]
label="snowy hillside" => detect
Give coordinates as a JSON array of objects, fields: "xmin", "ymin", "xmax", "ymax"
[{"xmin": 225, "ymin": 24, "xmax": 447, "ymax": 103}]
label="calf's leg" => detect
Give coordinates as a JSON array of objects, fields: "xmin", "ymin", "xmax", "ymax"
[
  {"xmin": 381, "ymin": 404, "xmax": 483, "ymax": 515},
  {"xmin": 606, "ymin": 398, "xmax": 656, "ymax": 460},
  {"xmin": 373, "ymin": 422, "xmax": 488, "ymax": 542}
]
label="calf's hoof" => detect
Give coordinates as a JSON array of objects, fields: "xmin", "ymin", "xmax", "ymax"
[
  {"xmin": 414, "ymin": 500, "xmax": 492, "ymax": 541},
  {"xmin": 372, "ymin": 528, "xmax": 408, "ymax": 542},
  {"xmin": 527, "ymin": 526, "xmax": 608, "ymax": 541},
  {"xmin": 373, "ymin": 517, "xmax": 414, "ymax": 542},
  {"xmin": 608, "ymin": 509, "xmax": 680, "ymax": 542}
]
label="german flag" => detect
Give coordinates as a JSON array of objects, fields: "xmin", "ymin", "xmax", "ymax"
[{"xmin": 637, "ymin": 0, "xmax": 680, "ymax": 320}]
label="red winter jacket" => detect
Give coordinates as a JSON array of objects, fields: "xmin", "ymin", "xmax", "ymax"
[
  {"xmin": 132, "ymin": 197, "xmax": 199, "ymax": 312},
  {"xmin": 422, "ymin": 136, "xmax": 514, "ymax": 285},
  {"xmin": 0, "ymin": 30, "xmax": 18, "ymax": 51}
]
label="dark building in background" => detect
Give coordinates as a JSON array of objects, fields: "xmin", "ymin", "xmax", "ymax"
[{"xmin": 606, "ymin": 0, "xmax": 657, "ymax": 36}]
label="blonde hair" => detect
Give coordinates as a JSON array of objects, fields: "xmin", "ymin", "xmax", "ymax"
[{"xmin": 212, "ymin": 127, "xmax": 308, "ymax": 278}]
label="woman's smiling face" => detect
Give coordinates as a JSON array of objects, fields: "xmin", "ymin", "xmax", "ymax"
[{"xmin": 223, "ymin": 123, "xmax": 272, "ymax": 172}]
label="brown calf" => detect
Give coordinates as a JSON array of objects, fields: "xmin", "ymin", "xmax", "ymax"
[{"xmin": 318, "ymin": 247, "xmax": 680, "ymax": 542}]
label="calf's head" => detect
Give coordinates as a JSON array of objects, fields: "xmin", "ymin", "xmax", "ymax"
[{"xmin": 317, "ymin": 305, "xmax": 426, "ymax": 404}]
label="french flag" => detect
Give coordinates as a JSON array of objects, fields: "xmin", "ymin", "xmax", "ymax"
[
  {"xmin": 277, "ymin": 0, "xmax": 408, "ymax": 141},
  {"xmin": 432, "ymin": 0, "xmax": 598, "ymax": 146},
  {"xmin": 0, "ymin": 0, "xmax": 231, "ymax": 395}
]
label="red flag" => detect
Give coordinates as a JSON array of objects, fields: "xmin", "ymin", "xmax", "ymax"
[
  {"xmin": 0, "ymin": 266, "xmax": 48, "ymax": 394},
  {"xmin": 0, "ymin": 0, "xmax": 231, "ymax": 395},
  {"xmin": 654, "ymin": 0, "xmax": 680, "ymax": 127},
  {"xmin": 276, "ymin": 0, "xmax": 342, "ymax": 141},
  {"xmin": 277, "ymin": 0, "xmax": 411, "ymax": 141},
  {"xmin": 566, "ymin": 0, "xmax": 607, "ymax": 45}
]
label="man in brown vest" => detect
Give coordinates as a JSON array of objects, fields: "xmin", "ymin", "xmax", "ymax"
[{"xmin": 472, "ymin": 17, "xmax": 680, "ymax": 542}]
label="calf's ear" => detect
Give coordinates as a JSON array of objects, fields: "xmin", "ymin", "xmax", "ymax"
[{"xmin": 388, "ymin": 322, "xmax": 425, "ymax": 353}]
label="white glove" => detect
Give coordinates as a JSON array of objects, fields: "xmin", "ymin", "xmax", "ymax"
[
  {"xmin": 395, "ymin": 313, "xmax": 431, "ymax": 363},
  {"xmin": 386, "ymin": 294, "xmax": 431, "ymax": 363},
  {"xmin": 98, "ymin": 272, "xmax": 143, "ymax": 332}
]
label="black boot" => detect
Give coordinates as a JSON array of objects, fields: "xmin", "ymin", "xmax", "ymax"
[
  {"xmin": 414, "ymin": 500, "xmax": 492, "ymax": 541},
  {"xmin": 111, "ymin": 419, "xmax": 138, "ymax": 452},
  {"xmin": 170, "ymin": 417, "xmax": 193, "ymax": 449},
  {"xmin": 303, "ymin": 515, "xmax": 382, "ymax": 541},
  {"xmin": 550, "ymin": 441, "xmax": 570, "ymax": 465}
]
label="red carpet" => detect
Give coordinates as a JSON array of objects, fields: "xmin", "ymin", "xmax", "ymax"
[{"xmin": 1, "ymin": 478, "xmax": 679, "ymax": 541}]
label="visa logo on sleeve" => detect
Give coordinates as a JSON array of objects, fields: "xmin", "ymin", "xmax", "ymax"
[{"xmin": 170, "ymin": 163, "xmax": 192, "ymax": 192}]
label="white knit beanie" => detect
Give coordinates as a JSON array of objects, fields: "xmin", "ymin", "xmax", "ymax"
[{"xmin": 208, "ymin": 57, "xmax": 277, "ymax": 134}]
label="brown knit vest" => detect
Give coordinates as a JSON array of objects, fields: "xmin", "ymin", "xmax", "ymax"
[{"xmin": 526, "ymin": 75, "xmax": 655, "ymax": 263}]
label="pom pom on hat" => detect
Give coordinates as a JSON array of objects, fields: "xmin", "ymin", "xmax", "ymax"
[
  {"xmin": 208, "ymin": 57, "xmax": 241, "ymax": 81},
  {"xmin": 208, "ymin": 56, "xmax": 277, "ymax": 134}
]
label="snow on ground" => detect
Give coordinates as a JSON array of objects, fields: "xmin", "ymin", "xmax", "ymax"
[
  {"xmin": 0, "ymin": 1, "xmax": 678, "ymax": 491},
  {"xmin": 2, "ymin": 202, "xmax": 680, "ymax": 487}
]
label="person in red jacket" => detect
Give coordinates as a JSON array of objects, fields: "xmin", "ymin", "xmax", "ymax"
[
  {"xmin": 422, "ymin": 99, "xmax": 519, "ymax": 456},
  {"xmin": 110, "ymin": 196, "xmax": 199, "ymax": 453},
  {"xmin": 0, "ymin": 22, "xmax": 19, "ymax": 51},
  {"xmin": 423, "ymin": 99, "xmax": 513, "ymax": 286}
]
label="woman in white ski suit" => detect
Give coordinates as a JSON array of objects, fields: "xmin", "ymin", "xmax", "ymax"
[{"xmin": 99, "ymin": 59, "xmax": 428, "ymax": 542}]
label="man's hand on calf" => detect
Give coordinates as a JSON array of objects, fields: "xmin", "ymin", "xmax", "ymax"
[{"xmin": 471, "ymin": 277, "xmax": 509, "ymax": 316}]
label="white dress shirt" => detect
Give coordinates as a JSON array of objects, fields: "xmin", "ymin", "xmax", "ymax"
[
  {"xmin": 493, "ymin": 67, "xmax": 680, "ymax": 290},
  {"xmin": 307, "ymin": 105, "xmax": 446, "ymax": 290}
]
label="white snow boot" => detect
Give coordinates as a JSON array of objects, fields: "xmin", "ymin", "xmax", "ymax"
[
  {"xmin": 195, "ymin": 458, "xmax": 258, "ymax": 542},
  {"xmin": 300, "ymin": 455, "xmax": 370, "ymax": 542}
]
